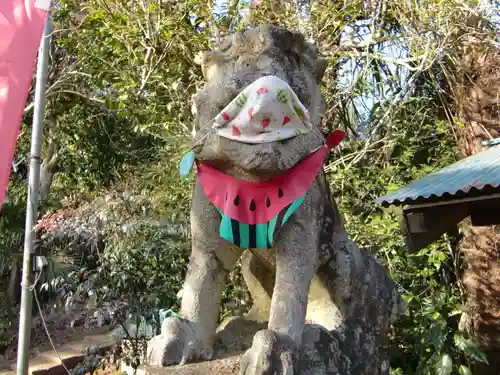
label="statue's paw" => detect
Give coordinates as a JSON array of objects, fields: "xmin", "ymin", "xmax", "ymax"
[
  {"xmin": 146, "ymin": 317, "xmax": 213, "ymax": 367},
  {"xmin": 240, "ymin": 329, "xmax": 297, "ymax": 375}
]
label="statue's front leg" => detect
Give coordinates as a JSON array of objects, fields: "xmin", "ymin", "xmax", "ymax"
[
  {"xmin": 147, "ymin": 183, "xmax": 242, "ymax": 367},
  {"xmin": 240, "ymin": 210, "xmax": 319, "ymax": 375}
]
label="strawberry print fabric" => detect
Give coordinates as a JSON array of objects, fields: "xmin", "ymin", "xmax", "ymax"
[{"xmin": 212, "ymin": 76, "xmax": 313, "ymax": 143}]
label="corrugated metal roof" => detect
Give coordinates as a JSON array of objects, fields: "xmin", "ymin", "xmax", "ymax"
[{"xmin": 377, "ymin": 145, "xmax": 500, "ymax": 207}]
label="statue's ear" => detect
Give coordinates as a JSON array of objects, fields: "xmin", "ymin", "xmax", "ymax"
[
  {"xmin": 315, "ymin": 57, "xmax": 327, "ymax": 83},
  {"xmin": 195, "ymin": 51, "xmax": 218, "ymax": 82}
]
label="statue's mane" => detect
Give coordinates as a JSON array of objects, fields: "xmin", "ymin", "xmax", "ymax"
[{"xmin": 200, "ymin": 24, "xmax": 320, "ymax": 73}]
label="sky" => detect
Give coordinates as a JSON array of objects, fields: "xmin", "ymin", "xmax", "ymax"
[{"xmin": 209, "ymin": 0, "xmax": 499, "ymax": 129}]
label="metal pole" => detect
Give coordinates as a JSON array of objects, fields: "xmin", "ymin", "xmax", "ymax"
[{"xmin": 16, "ymin": 14, "xmax": 52, "ymax": 375}]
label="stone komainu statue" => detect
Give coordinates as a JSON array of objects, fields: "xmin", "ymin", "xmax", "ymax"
[{"xmin": 146, "ymin": 24, "xmax": 406, "ymax": 375}]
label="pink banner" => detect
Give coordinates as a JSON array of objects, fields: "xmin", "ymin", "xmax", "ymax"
[{"xmin": 0, "ymin": 1, "xmax": 48, "ymax": 207}]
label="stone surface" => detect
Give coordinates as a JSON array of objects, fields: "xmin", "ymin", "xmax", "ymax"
[
  {"xmin": 128, "ymin": 356, "xmax": 241, "ymax": 375},
  {"xmin": 138, "ymin": 319, "xmax": 391, "ymax": 375}
]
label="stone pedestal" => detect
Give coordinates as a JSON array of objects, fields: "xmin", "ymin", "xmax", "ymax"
[{"xmin": 128, "ymin": 318, "xmax": 390, "ymax": 375}]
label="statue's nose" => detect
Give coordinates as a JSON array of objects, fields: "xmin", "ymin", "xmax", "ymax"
[{"xmin": 251, "ymin": 98, "xmax": 274, "ymax": 120}]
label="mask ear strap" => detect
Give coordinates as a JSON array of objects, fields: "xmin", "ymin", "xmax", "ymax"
[
  {"xmin": 189, "ymin": 116, "xmax": 220, "ymax": 151},
  {"xmin": 191, "ymin": 128, "xmax": 214, "ymax": 150},
  {"xmin": 312, "ymin": 128, "xmax": 326, "ymax": 143}
]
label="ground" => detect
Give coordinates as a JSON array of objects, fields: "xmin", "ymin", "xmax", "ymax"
[
  {"xmin": 0, "ymin": 323, "xmax": 115, "ymax": 375},
  {"xmin": 134, "ymin": 356, "xmax": 241, "ymax": 375}
]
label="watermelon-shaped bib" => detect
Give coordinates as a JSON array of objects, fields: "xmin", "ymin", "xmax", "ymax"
[
  {"xmin": 196, "ymin": 129, "xmax": 345, "ymax": 248},
  {"xmin": 197, "ymin": 145, "xmax": 329, "ymax": 226}
]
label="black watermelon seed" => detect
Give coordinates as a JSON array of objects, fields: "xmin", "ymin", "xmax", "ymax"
[
  {"xmin": 225, "ymin": 191, "xmax": 228, "ymax": 201},
  {"xmin": 234, "ymin": 195, "xmax": 240, "ymax": 206},
  {"xmin": 250, "ymin": 199, "xmax": 256, "ymax": 211},
  {"xmin": 266, "ymin": 197, "xmax": 271, "ymax": 207},
  {"xmin": 278, "ymin": 188, "xmax": 284, "ymax": 198}
]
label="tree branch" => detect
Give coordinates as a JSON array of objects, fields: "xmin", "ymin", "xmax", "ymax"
[{"xmin": 24, "ymin": 90, "xmax": 105, "ymax": 114}]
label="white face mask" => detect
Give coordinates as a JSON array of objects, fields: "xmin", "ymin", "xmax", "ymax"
[
  {"xmin": 180, "ymin": 75, "xmax": 344, "ymax": 179},
  {"xmin": 212, "ymin": 76, "xmax": 313, "ymax": 144}
]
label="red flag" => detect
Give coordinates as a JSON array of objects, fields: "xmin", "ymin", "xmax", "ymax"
[{"xmin": 0, "ymin": 1, "xmax": 48, "ymax": 207}]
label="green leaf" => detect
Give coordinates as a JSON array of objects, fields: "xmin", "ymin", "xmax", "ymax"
[
  {"xmin": 427, "ymin": 320, "xmax": 447, "ymax": 351},
  {"xmin": 458, "ymin": 365, "xmax": 472, "ymax": 375},
  {"xmin": 454, "ymin": 334, "xmax": 489, "ymax": 364},
  {"xmin": 454, "ymin": 333, "xmax": 468, "ymax": 351},
  {"xmin": 433, "ymin": 353, "xmax": 453, "ymax": 375}
]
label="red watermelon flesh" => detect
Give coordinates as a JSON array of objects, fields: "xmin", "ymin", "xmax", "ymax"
[
  {"xmin": 326, "ymin": 129, "xmax": 345, "ymax": 149},
  {"xmin": 196, "ymin": 145, "xmax": 330, "ymax": 225}
]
